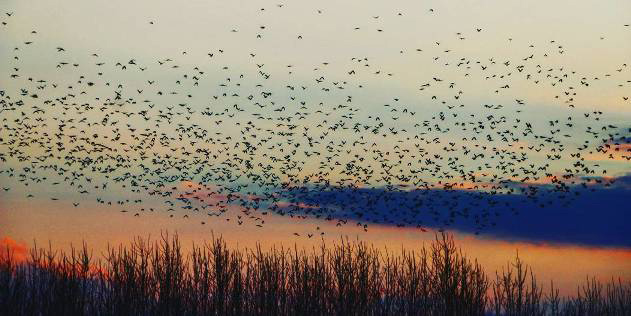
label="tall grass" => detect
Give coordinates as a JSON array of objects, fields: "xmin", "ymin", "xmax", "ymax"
[{"xmin": 1, "ymin": 233, "xmax": 630, "ymax": 315}]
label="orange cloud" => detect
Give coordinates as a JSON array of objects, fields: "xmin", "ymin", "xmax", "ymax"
[
  {"xmin": 584, "ymin": 143, "xmax": 631, "ymax": 162},
  {"xmin": 0, "ymin": 237, "xmax": 109, "ymax": 277},
  {"xmin": 0, "ymin": 236, "xmax": 28, "ymax": 262},
  {"xmin": 173, "ymin": 181, "xmax": 266, "ymax": 209},
  {"xmin": 273, "ymin": 201, "xmax": 320, "ymax": 209}
]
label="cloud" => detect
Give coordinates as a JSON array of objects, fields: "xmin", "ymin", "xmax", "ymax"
[
  {"xmin": 610, "ymin": 174, "xmax": 631, "ymax": 189},
  {"xmin": 587, "ymin": 136, "xmax": 631, "ymax": 162},
  {"xmin": 278, "ymin": 175, "xmax": 631, "ymax": 248},
  {"xmin": 0, "ymin": 236, "xmax": 28, "ymax": 262},
  {"xmin": 272, "ymin": 201, "xmax": 320, "ymax": 210}
]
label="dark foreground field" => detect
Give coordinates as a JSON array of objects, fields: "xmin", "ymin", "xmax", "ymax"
[{"xmin": 1, "ymin": 233, "xmax": 630, "ymax": 316}]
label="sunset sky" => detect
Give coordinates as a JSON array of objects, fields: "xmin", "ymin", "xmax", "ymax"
[{"xmin": 1, "ymin": 0, "xmax": 630, "ymax": 296}]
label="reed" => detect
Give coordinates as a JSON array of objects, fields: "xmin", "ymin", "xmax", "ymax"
[{"xmin": 1, "ymin": 233, "xmax": 629, "ymax": 315}]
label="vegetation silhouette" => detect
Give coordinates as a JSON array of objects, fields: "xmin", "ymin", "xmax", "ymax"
[{"xmin": 1, "ymin": 233, "xmax": 630, "ymax": 315}]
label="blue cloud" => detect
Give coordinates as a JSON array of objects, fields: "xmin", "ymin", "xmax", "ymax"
[{"xmin": 270, "ymin": 181, "xmax": 631, "ymax": 248}]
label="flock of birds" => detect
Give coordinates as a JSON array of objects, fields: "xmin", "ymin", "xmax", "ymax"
[{"xmin": 1, "ymin": 5, "xmax": 630, "ymax": 237}]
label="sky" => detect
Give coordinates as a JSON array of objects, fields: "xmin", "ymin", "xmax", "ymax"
[{"xmin": 1, "ymin": 0, "xmax": 631, "ymax": 296}]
